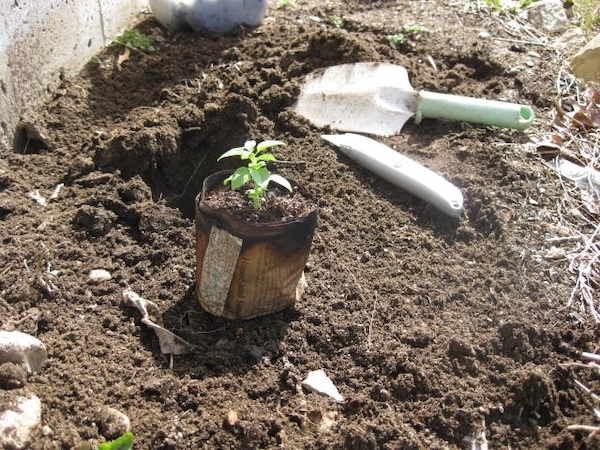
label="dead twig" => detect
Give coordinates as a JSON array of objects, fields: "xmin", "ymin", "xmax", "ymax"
[
  {"xmin": 565, "ymin": 353, "xmax": 600, "ymax": 438},
  {"xmin": 366, "ymin": 291, "xmax": 378, "ymax": 349}
]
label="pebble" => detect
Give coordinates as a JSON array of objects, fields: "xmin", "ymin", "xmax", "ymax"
[
  {"xmin": 88, "ymin": 269, "xmax": 112, "ymax": 283},
  {"xmin": 96, "ymin": 406, "xmax": 131, "ymax": 440},
  {"xmin": 0, "ymin": 394, "xmax": 42, "ymax": 450},
  {"xmin": 507, "ymin": 67, "xmax": 522, "ymax": 76},
  {"xmin": 302, "ymin": 369, "xmax": 344, "ymax": 402},
  {"xmin": 0, "ymin": 330, "xmax": 47, "ymax": 374}
]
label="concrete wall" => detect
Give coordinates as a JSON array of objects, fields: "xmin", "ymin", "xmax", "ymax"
[{"xmin": 0, "ymin": 0, "xmax": 149, "ymax": 152}]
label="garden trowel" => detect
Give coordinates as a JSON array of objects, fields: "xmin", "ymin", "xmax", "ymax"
[
  {"xmin": 295, "ymin": 62, "xmax": 534, "ymax": 136},
  {"xmin": 322, "ymin": 133, "xmax": 464, "ymax": 217}
]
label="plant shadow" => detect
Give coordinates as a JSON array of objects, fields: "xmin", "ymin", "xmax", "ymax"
[{"xmin": 159, "ymin": 284, "xmax": 299, "ymax": 378}]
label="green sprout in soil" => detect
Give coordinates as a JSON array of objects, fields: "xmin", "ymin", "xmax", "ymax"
[
  {"xmin": 98, "ymin": 432, "xmax": 134, "ymax": 450},
  {"xmin": 114, "ymin": 29, "xmax": 155, "ymax": 52},
  {"xmin": 76, "ymin": 432, "xmax": 134, "ymax": 450},
  {"xmin": 88, "ymin": 56, "xmax": 102, "ymax": 67},
  {"xmin": 483, "ymin": 0, "xmax": 505, "ymax": 12},
  {"xmin": 480, "ymin": 0, "xmax": 540, "ymax": 13},
  {"xmin": 403, "ymin": 23, "xmax": 425, "ymax": 35},
  {"xmin": 519, "ymin": 0, "xmax": 536, "ymax": 7},
  {"xmin": 330, "ymin": 15, "xmax": 344, "ymax": 28},
  {"xmin": 388, "ymin": 33, "xmax": 405, "ymax": 48},
  {"xmin": 388, "ymin": 24, "xmax": 424, "ymax": 48},
  {"xmin": 218, "ymin": 140, "xmax": 293, "ymax": 210},
  {"xmin": 278, "ymin": 0, "xmax": 295, "ymax": 9},
  {"xmin": 509, "ymin": 0, "xmax": 539, "ymax": 13}
]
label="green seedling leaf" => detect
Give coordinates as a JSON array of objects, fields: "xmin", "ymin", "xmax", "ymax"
[
  {"xmin": 257, "ymin": 153, "xmax": 277, "ymax": 163},
  {"xmin": 330, "ymin": 16, "xmax": 344, "ymax": 28},
  {"xmin": 388, "ymin": 33, "xmax": 405, "ymax": 48},
  {"xmin": 278, "ymin": 0, "xmax": 295, "ymax": 8},
  {"xmin": 88, "ymin": 56, "xmax": 102, "ymax": 67},
  {"xmin": 256, "ymin": 140, "xmax": 286, "ymax": 153},
  {"xmin": 114, "ymin": 29, "xmax": 155, "ymax": 52},
  {"xmin": 403, "ymin": 23, "xmax": 425, "ymax": 34},
  {"xmin": 250, "ymin": 167, "xmax": 271, "ymax": 191},
  {"xmin": 218, "ymin": 147, "xmax": 250, "ymax": 161},
  {"xmin": 226, "ymin": 168, "xmax": 252, "ymax": 191},
  {"xmin": 270, "ymin": 174, "xmax": 293, "ymax": 192},
  {"xmin": 243, "ymin": 140, "xmax": 257, "ymax": 154},
  {"xmin": 217, "ymin": 140, "xmax": 293, "ymax": 210},
  {"xmin": 97, "ymin": 432, "xmax": 134, "ymax": 450}
]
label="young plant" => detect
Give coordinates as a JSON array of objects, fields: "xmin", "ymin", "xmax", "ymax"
[
  {"xmin": 114, "ymin": 29, "xmax": 155, "ymax": 52},
  {"xmin": 98, "ymin": 432, "xmax": 134, "ymax": 450},
  {"xmin": 387, "ymin": 33, "xmax": 405, "ymax": 48},
  {"xmin": 278, "ymin": 0, "xmax": 295, "ymax": 9},
  {"xmin": 217, "ymin": 140, "xmax": 292, "ymax": 210},
  {"xmin": 330, "ymin": 15, "xmax": 344, "ymax": 28},
  {"xmin": 76, "ymin": 432, "xmax": 134, "ymax": 450},
  {"xmin": 403, "ymin": 23, "xmax": 425, "ymax": 35},
  {"xmin": 483, "ymin": 0, "xmax": 504, "ymax": 12}
]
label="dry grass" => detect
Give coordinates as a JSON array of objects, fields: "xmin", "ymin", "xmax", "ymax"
[
  {"xmin": 532, "ymin": 61, "xmax": 600, "ymax": 322},
  {"xmin": 542, "ymin": 58, "xmax": 600, "ymax": 439},
  {"xmin": 573, "ymin": 0, "xmax": 600, "ymax": 36}
]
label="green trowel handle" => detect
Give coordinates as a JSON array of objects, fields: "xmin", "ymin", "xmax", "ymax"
[{"xmin": 415, "ymin": 90, "xmax": 534, "ymax": 130}]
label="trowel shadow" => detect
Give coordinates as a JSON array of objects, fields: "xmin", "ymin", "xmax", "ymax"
[
  {"xmin": 335, "ymin": 135, "xmax": 464, "ymax": 240},
  {"xmin": 156, "ymin": 285, "xmax": 298, "ymax": 378}
]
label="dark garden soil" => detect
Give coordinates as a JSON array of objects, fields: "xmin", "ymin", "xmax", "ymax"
[{"xmin": 2, "ymin": 0, "xmax": 600, "ymax": 448}]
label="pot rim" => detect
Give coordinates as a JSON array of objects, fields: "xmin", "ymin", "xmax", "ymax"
[{"xmin": 196, "ymin": 170, "xmax": 319, "ymax": 235}]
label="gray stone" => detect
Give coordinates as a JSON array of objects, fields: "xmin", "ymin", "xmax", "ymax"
[
  {"xmin": 522, "ymin": 0, "xmax": 568, "ymax": 33},
  {"xmin": 97, "ymin": 406, "xmax": 131, "ymax": 440},
  {"xmin": 0, "ymin": 331, "xmax": 47, "ymax": 374},
  {"xmin": 0, "ymin": 394, "xmax": 42, "ymax": 450},
  {"xmin": 571, "ymin": 33, "xmax": 600, "ymax": 82}
]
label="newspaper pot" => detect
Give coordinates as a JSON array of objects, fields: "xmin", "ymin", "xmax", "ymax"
[{"xmin": 195, "ymin": 170, "xmax": 319, "ymax": 320}]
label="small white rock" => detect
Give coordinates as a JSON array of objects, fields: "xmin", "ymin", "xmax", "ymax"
[
  {"xmin": 302, "ymin": 369, "xmax": 344, "ymax": 402},
  {"xmin": 97, "ymin": 406, "xmax": 131, "ymax": 440},
  {"xmin": 88, "ymin": 269, "xmax": 112, "ymax": 283},
  {"xmin": 0, "ymin": 394, "xmax": 42, "ymax": 450},
  {"xmin": 0, "ymin": 331, "xmax": 47, "ymax": 374}
]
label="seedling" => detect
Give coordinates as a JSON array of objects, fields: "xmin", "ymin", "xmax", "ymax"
[
  {"xmin": 388, "ymin": 33, "xmax": 405, "ymax": 48},
  {"xmin": 483, "ymin": 0, "xmax": 504, "ymax": 12},
  {"xmin": 217, "ymin": 140, "xmax": 293, "ymax": 210},
  {"xmin": 88, "ymin": 56, "xmax": 102, "ymax": 67},
  {"xmin": 278, "ymin": 0, "xmax": 295, "ymax": 9},
  {"xmin": 114, "ymin": 29, "xmax": 155, "ymax": 52},
  {"xmin": 76, "ymin": 432, "xmax": 134, "ymax": 450},
  {"xmin": 403, "ymin": 23, "xmax": 425, "ymax": 35},
  {"xmin": 98, "ymin": 432, "xmax": 134, "ymax": 450},
  {"xmin": 330, "ymin": 15, "xmax": 344, "ymax": 28}
]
